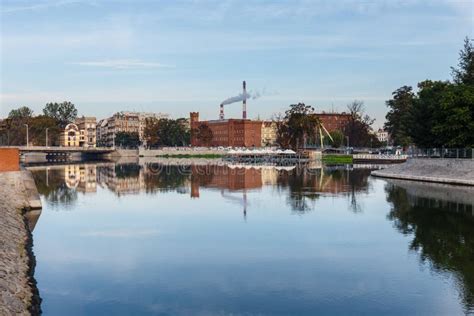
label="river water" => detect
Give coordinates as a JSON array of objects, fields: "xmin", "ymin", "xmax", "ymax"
[{"xmin": 28, "ymin": 161, "xmax": 474, "ymax": 315}]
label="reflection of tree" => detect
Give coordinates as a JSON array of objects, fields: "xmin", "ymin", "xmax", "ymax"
[
  {"xmin": 144, "ymin": 164, "xmax": 190, "ymax": 193},
  {"xmin": 385, "ymin": 184, "xmax": 474, "ymax": 313},
  {"xmin": 31, "ymin": 169, "xmax": 78, "ymax": 209},
  {"xmin": 276, "ymin": 167, "xmax": 371, "ymax": 213},
  {"xmin": 115, "ymin": 163, "xmax": 140, "ymax": 179}
]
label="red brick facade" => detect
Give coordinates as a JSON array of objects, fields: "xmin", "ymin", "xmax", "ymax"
[
  {"xmin": 314, "ymin": 113, "xmax": 351, "ymax": 133},
  {"xmin": 190, "ymin": 112, "xmax": 262, "ymax": 147},
  {"xmin": 0, "ymin": 148, "xmax": 20, "ymax": 172}
]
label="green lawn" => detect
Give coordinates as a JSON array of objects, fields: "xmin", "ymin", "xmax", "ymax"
[{"xmin": 322, "ymin": 154, "xmax": 353, "ymax": 164}]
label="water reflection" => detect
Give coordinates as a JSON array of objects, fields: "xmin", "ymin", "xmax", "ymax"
[
  {"xmin": 385, "ymin": 179, "xmax": 474, "ymax": 314},
  {"xmin": 29, "ymin": 162, "xmax": 373, "ymax": 213},
  {"xmin": 27, "ymin": 162, "xmax": 474, "ymax": 315}
]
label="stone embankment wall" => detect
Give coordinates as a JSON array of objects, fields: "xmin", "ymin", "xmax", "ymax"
[
  {"xmin": 371, "ymin": 158, "xmax": 474, "ymax": 186},
  {"xmin": 139, "ymin": 148, "xmax": 227, "ymax": 157},
  {"xmin": 0, "ymin": 147, "xmax": 42, "ymax": 315}
]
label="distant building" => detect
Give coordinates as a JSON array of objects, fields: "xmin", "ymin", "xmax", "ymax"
[
  {"xmin": 98, "ymin": 111, "xmax": 169, "ymax": 147},
  {"xmin": 377, "ymin": 128, "xmax": 389, "ymax": 143},
  {"xmin": 261, "ymin": 121, "xmax": 278, "ymax": 146},
  {"xmin": 313, "ymin": 112, "xmax": 352, "ymax": 133},
  {"xmin": 190, "ymin": 112, "xmax": 262, "ymax": 147},
  {"xmin": 75, "ymin": 116, "xmax": 97, "ymax": 148}
]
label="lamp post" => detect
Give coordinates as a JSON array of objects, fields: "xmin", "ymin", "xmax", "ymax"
[
  {"xmin": 346, "ymin": 136, "xmax": 349, "ymax": 148},
  {"xmin": 24, "ymin": 124, "xmax": 29, "ymax": 147},
  {"xmin": 45, "ymin": 128, "xmax": 49, "ymax": 147}
]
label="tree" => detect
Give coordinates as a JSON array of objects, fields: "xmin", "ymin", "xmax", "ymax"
[
  {"xmin": 345, "ymin": 100, "xmax": 377, "ymax": 147},
  {"xmin": 284, "ymin": 103, "xmax": 321, "ymax": 149},
  {"xmin": 8, "ymin": 106, "xmax": 33, "ymax": 120},
  {"xmin": 29, "ymin": 115, "xmax": 61, "ymax": 146},
  {"xmin": 2, "ymin": 106, "xmax": 34, "ymax": 145},
  {"xmin": 144, "ymin": 118, "xmax": 190, "ymax": 148},
  {"xmin": 385, "ymin": 86, "xmax": 414, "ymax": 147},
  {"xmin": 194, "ymin": 123, "xmax": 213, "ymax": 146},
  {"xmin": 411, "ymin": 80, "xmax": 449, "ymax": 147},
  {"xmin": 329, "ymin": 130, "xmax": 344, "ymax": 148},
  {"xmin": 452, "ymin": 37, "xmax": 474, "ymax": 85},
  {"xmin": 115, "ymin": 131, "xmax": 140, "ymax": 148},
  {"xmin": 432, "ymin": 83, "xmax": 474, "ymax": 147},
  {"xmin": 43, "ymin": 101, "xmax": 78, "ymax": 128}
]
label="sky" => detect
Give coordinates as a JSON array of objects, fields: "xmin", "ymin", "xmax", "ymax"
[{"xmin": 0, "ymin": 0, "xmax": 472, "ymax": 127}]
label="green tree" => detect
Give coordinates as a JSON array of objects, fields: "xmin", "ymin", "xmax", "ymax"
[
  {"xmin": 8, "ymin": 106, "xmax": 33, "ymax": 120},
  {"xmin": 385, "ymin": 86, "xmax": 414, "ymax": 147},
  {"xmin": 329, "ymin": 130, "xmax": 344, "ymax": 148},
  {"xmin": 43, "ymin": 101, "xmax": 78, "ymax": 128},
  {"xmin": 194, "ymin": 123, "xmax": 213, "ymax": 146},
  {"xmin": 2, "ymin": 106, "xmax": 34, "ymax": 145},
  {"xmin": 115, "ymin": 131, "xmax": 140, "ymax": 148},
  {"xmin": 29, "ymin": 115, "xmax": 61, "ymax": 146},
  {"xmin": 432, "ymin": 83, "xmax": 474, "ymax": 147},
  {"xmin": 345, "ymin": 100, "xmax": 377, "ymax": 147},
  {"xmin": 284, "ymin": 103, "xmax": 323, "ymax": 149},
  {"xmin": 452, "ymin": 37, "xmax": 474, "ymax": 85},
  {"xmin": 144, "ymin": 118, "xmax": 190, "ymax": 147},
  {"xmin": 411, "ymin": 81, "xmax": 448, "ymax": 147}
]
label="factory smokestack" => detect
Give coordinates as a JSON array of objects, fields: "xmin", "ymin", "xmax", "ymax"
[
  {"xmin": 242, "ymin": 81, "xmax": 247, "ymax": 119},
  {"xmin": 219, "ymin": 103, "xmax": 224, "ymax": 120}
]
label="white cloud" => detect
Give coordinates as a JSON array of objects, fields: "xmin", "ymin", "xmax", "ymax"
[
  {"xmin": 0, "ymin": 0, "xmax": 89, "ymax": 14},
  {"xmin": 70, "ymin": 59, "xmax": 175, "ymax": 69}
]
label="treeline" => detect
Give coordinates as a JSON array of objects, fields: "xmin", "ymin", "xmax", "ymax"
[
  {"xmin": 143, "ymin": 117, "xmax": 190, "ymax": 148},
  {"xmin": 0, "ymin": 102, "xmax": 78, "ymax": 146},
  {"xmin": 385, "ymin": 37, "xmax": 474, "ymax": 148},
  {"xmin": 276, "ymin": 101, "xmax": 380, "ymax": 150}
]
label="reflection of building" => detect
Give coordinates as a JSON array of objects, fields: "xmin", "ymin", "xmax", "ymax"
[
  {"xmin": 64, "ymin": 164, "xmax": 97, "ymax": 192},
  {"xmin": 60, "ymin": 117, "xmax": 97, "ymax": 147},
  {"xmin": 261, "ymin": 121, "xmax": 277, "ymax": 146},
  {"xmin": 190, "ymin": 112, "xmax": 262, "ymax": 147},
  {"xmin": 190, "ymin": 165, "xmax": 262, "ymax": 198},
  {"xmin": 313, "ymin": 112, "xmax": 351, "ymax": 133}
]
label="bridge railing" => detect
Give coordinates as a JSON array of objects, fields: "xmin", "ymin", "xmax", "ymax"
[{"xmin": 407, "ymin": 148, "xmax": 473, "ymax": 159}]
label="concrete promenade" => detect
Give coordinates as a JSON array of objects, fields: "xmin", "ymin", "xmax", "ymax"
[
  {"xmin": 0, "ymin": 147, "xmax": 42, "ymax": 315},
  {"xmin": 371, "ymin": 158, "xmax": 474, "ymax": 186}
]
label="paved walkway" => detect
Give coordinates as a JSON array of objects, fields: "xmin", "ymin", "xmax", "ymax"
[
  {"xmin": 0, "ymin": 171, "xmax": 41, "ymax": 315},
  {"xmin": 371, "ymin": 158, "xmax": 474, "ymax": 186}
]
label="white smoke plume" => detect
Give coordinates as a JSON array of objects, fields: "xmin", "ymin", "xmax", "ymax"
[{"xmin": 220, "ymin": 90, "xmax": 261, "ymax": 106}]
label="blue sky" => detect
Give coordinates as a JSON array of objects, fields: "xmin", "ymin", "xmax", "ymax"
[{"xmin": 0, "ymin": 0, "xmax": 472, "ymax": 127}]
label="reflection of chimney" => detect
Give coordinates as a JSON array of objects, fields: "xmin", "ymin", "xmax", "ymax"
[
  {"xmin": 242, "ymin": 80, "xmax": 247, "ymax": 119},
  {"xmin": 219, "ymin": 103, "xmax": 224, "ymax": 120}
]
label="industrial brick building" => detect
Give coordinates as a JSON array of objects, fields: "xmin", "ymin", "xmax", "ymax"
[
  {"xmin": 190, "ymin": 112, "xmax": 262, "ymax": 147},
  {"xmin": 314, "ymin": 112, "xmax": 352, "ymax": 133}
]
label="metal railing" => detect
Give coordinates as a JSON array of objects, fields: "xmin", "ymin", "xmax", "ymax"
[{"xmin": 407, "ymin": 148, "xmax": 473, "ymax": 159}]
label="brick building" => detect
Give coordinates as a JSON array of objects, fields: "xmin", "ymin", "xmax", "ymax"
[
  {"xmin": 190, "ymin": 112, "xmax": 262, "ymax": 147},
  {"xmin": 313, "ymin": 112, "xmax": 352, "ymax": 133}
]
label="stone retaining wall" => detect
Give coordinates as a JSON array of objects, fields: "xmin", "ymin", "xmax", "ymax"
[
  {"xmin": 371, "ymin": 158, "xmax": 474, "ymax": 186},
  {"xmin": 0, "ymin": 170, "xmax": 42, "ymax": 315}
]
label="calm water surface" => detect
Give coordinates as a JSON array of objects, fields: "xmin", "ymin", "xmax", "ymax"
[{"xmin": 28, "ymin": 161, "xmax": 474, "ymax": 315}]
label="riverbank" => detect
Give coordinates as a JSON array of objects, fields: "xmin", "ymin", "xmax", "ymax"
[
  {"xmin": 371, "ymin": 158, "xmax": 474, "ymax": 186},
  {"xmin": 0, "ymin": 170, "xmax": 42, "ymax": 315}
]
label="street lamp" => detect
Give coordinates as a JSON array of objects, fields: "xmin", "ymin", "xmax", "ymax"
[
  {"xmin": 45, "ymin": 128, "xmax": 49, "ymax": 147},
  {"xmin": 24, "ymin": 124, "xmax": 29, "ymax": 147},
  {"xmin": 346, "ymin": 136, "xmax": 349, "ymax": 148}
]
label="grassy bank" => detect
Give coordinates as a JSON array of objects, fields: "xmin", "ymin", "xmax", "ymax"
[
  {"xmin": 154, "ymin": 154, "xmax": 223, "ymax": 159},
  {"xmin": 322, "ymin": 154, "xmax": 353, "ymax": 164}
]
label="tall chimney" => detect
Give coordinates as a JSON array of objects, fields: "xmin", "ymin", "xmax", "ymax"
[
  {"xmin": 219, "ymin": 103, "xmax": 224, "ymax": 120},
  {"xmin": 242, "ymin": 80, "xmax": 247, "ymax": 119}
]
